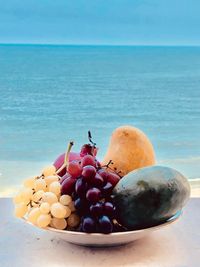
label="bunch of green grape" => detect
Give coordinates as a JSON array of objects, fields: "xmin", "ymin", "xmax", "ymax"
[{"xmin": 13, "ymin": 165, "xmax": 80, "ymax": 230}]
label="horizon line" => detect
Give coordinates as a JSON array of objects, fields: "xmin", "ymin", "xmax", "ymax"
[{"xmin": 0, "ymin": 42, "xmax": 200, "ymax": 47}]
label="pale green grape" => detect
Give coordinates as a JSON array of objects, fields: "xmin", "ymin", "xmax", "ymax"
[
  {"xmin": 31, "ymin": 190, "xmax": 44, "ymax": 202},
  {"xmin": 64, "ymin": 206, "xmax": 71, "ymax": 218},
  {"xmin": 39, "ymin": 202, "xmax": 50, "ymax": 214},
  {"xmin": 45, "ymin": 175, "xmax": 58, "ymax": 186},
  {"xmin": 42, "ymin": 192, "xmax": 58, "ymax": 205},
  {"xmin": 14, "ymin": 203, "xmax": 28, "ymax": 218},
  {"xmin": 49, "ymin": 181, "xmax": 61, "ymax": 196},
  {"xmin": 51, "ymin": 218, "xmax": 67, "ymax": 230},
  {"xmin": 27, "ymin": 207, "xmax": 41, "ymax": 224},
  {"xmin": 23, "ymin": 177, "xmax": 36, "ymax": 188},
  {"xmin": 37, "ymin": 214, "xmax": 51, "ymax": 228},
  {"xmin": 68, "ymin": 201, "xmax": 76, "ymax": 212},
  {"xmin": 50, "ymin": 202, "xmax": 66, "ymax": 219},
  {"xmin": 42, "ymin": 165, "xmax": 56, "ymax": 177},
  {"xmin": 34, "ymin": 179, "xmax": 46, "ymax": 191},
  {"xmin": 67, "ymin": 213, "xmax": 80, "ymax": 228},
  {"xmin": 59, "ymin": 195, "xmax": 72, "ymax": 206}
]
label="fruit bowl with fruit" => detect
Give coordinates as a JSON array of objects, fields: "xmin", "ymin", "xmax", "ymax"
[{"xmin": 13, "ymin": 126, "xmax": 190, "ymax": 247}]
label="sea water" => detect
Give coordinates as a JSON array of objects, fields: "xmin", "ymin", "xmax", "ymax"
[{"xmin": 0, "ymin": 45, "xmax": 200, "ymax": 195}]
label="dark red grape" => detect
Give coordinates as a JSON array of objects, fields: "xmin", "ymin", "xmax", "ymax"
[
  {"xmin": 82, "ymin": 165, "xmax": 96, "ymax": 182},
  {"xmin": 80, "ymin": 144, "xmax": 93, "ymax": 157},
  {"xmin": 107, "ymin": 172, "xmax": 120, "ymax": 186},
  {"xmin": 67, "ymin": 160, "xmax": 82, "ymax": 177},
  {"xmin": 93, "ymin": 173, "xmax": 104, "ymax": 188},
  {"xmin": 75, "ymin": 178, "xmax": 88, "ymax": 197},
  {"xmin": 96, "ymin": 160, "xmax": 101, "ymax": 168},
  {"xmin": 86, "ymin": 188, "xmax": 101, "ymax": 203},
  {"xmin": 90, "ymin": 202, "xmax": 103, "ymax": 217},
  {"xmin": 60, "ymin": 173, "xmax": 71, "ymax": 184},
  {"xmin": 98, "ymin": 215, "xmax": 113, "ymax": 234},
  {"xmin": 74, "ymin": 198, "xmax": 89, "ymax": 215},
  {"xmin": 102, "ymin": 182, "xmax": 113, "ymax": 196},
  {"xmin": 81, "ymin": 155, "xmax": 96, "ymax": 168},
  {"xmin": 104, "ymin": 202, "xmax": 115, "ymax": 217},
  {"xmin": 82, "ymin": 217, "xmax": 96, "ymax": 233},
  {"xmin": 74, "ymin": 198, "xmax": 82, "ymax": 210},
  {"xmin": 98, "ymin": 168, "xmax": 108, "ymax": 183},
  {"xmin": 61, "ymin": 177, "xmax": 76, "ymax": 195}
]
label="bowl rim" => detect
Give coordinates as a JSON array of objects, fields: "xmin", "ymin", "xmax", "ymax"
[{"xmin": 23, "ymin": 210, "xmax": 182, "ymax": 236}]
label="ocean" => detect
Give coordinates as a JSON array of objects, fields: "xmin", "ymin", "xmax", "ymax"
[{"xmin": 0, "ymin": 44, "xmax": 200, "ymax": 196}]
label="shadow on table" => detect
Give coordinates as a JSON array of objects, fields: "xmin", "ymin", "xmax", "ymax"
[{"xmin": 50, "ymin": 230, "xmax": 185, "ymax": 267}]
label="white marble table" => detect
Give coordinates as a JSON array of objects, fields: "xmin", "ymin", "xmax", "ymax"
[{"xmin": 0, "ymin": 197, "xmax": 200, "ymax": 267}]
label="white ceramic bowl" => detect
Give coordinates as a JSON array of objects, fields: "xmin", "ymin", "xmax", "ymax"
[{"xmin": 24, "ymin": 211, "xmax": 182, "ymax": 247}]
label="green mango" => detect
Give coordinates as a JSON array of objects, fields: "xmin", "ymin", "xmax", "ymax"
[{"xmin": 113, "ymin": 165, "xmax": 190, "ymax": 230}]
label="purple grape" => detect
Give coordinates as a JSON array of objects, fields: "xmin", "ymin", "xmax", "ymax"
[
  {"xmin": 82, "ymin": 217, "xmax": 96, "ymax": 233},
  {"xmin": 92, "ymin": 173, "xmax": 104, "ymax": 188},
  {"xmin": 90, "ymin": 202, "xmax": 103, "ymax": 217},
  {"xmin": 96, "ymin": 160, "xmax": 101, "ymax": 168},
  {"xmin": 102, "ymin": 182, "xmax": 113, "ymax": 196},
  {"xmin": 74, "ymin": 198, "xmax": 89, "ymax": 215},
  {"xmin": 98, "ymin": 215, "xmax": 113, "ymax": 234},
  {"xmin": 86, "ymin": 188, "xmax": 101, "ymax": 203},
  {"xmin": 82, "ymin": 165, "xmax": 96, "ymax": 182},
  {"xmin": 104, "ymin": 202, "xmax": 115, "ymax": 217},
  {"xmin": 107, "ymin": 172, "xmax": 120, "ymax": 186},
  {"xmin": 75, "ymin": 178, "xmax": 88, "ymax": 197},
  {"xmin": 80, "ymin": 144, "xmax": 93, "ymax": 157},
  {"xmin": 60, "ymin": 173, "xmax": 71, "ymax": 184},
  {"xmin": 67, "ymin": 160, "xmax": 82, "ymax": 178},
  {"xmin": 61, "ymin": 177, "xmax": 76, "ymax": 195},
  {"xmin": 98, "ymin": 168, "xmax": 108, "ymax": 183},
  {"xmin": 81, "ymin": 155, "xmax": 96, "ymax": 168}
]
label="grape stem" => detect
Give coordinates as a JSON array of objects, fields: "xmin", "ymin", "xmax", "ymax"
[
  {"xmin": 56, "ymin": 141, "xmax": 74, "ymax": 174},
  {"xmin": 88, "ymin": 131, "xmax": 96, "ymax": 147},
  {"xmin": 102, "ymin": 160, "xmax": 123, "ymax": 178}
]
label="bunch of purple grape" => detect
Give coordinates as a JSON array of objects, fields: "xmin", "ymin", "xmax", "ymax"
[{"xmin": 60, "ymin": 144, "xmax": 121, "ymax": 233}]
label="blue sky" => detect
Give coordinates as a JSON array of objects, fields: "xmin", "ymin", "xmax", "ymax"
[{"xmin": 0, "ymin": 0, "xmax": 200, "ymax": 45}]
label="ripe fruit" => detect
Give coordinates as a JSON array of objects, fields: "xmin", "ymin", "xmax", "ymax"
[
  {"xmin": 51, "ymin": 218, "xmax": 67, "ymax": 230},
  {"xmin": 82, "ymin": 217, "xmax": 96, "ymax": 233},
  {"xmin": 50, "ymin": 202, "xmax": 67, "ymax": 219},
  {"xmin": 82, "ymin": 165, "xmax": 96, "ymax": 182},
  {"xmin": 49, "ymin": 181, "xmax": 61, "ymax": 196},
  {"xmin": 34, "ymin": 179, "xmax": 46, "ymax": 191},
  {"xmin": 93, "ymin": 173, "xmax": 104, "ymax": 188},
  {"xmin": 27, "ymin": 207, "xmax": 41, "ymax": 224},
  {"xmin": 39, "ymin": 202, "xmax": 50, "ymax": 214},
  {"xmin": 90, "ymin": 202, "xmax": 103, "ymax": 217},
  {"xmin": 59, "ymin": 195, "xmax": 72, "ymax": 206},
  {"xmin": 104, "ymin": 202, "xmax": 115, "ymax": 217},
  {"xmin": 61, "ymin": 177, "xmax": 76, "ymax": 195},
  {"xmin": 42, "ymin": 165, "xmax": 56, "ymax": 177},
  {"xmin": 14, "ymin": 203, "xmax": 28, "ymax": 218},
  {"xmin": 14, "ymin": 132, "xmax": 122, "ymax": 234},
  {"xmin": 102, "ymin": 125, "xmax": 155, "ymax": 176},
  {"xmin": 67, "ymin": 161, "xmax": 82, "ymax": 177},
  {"xmin": 81, "ymin": 155, "xmax": 96, "ymax": 168},
  {"xmin": 98, "ymin": 215, "xmax": 113, "ymax": 234},
  {"xmin": 75, "ymin": 178, "xmax": 88, "ymax": 197},
  {"xmin": 113, "ymin": 165, "xmax": 190, "ymax": 230},
  {"xmin": 37, "ymin": 214, "xmax": 51, "ymax": 228},
  {"xmin": 42, "ymin": 192, "xmax": 58, "ymax": 205},
  {"xmin": 23, "ymin": 177, "xmax": 36, "ymax": 188},
  {"xmin": 86, "ymin": 188, "xmax": 101, "ymax": 203},
  {"xmin": 67, "ymin": 213, "xmax": 80, "ymax": 228}
]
